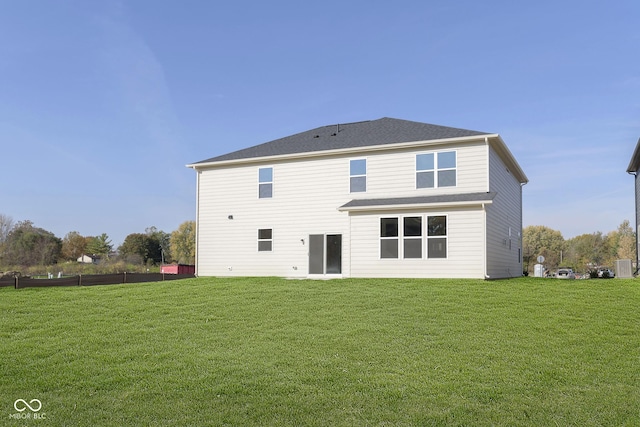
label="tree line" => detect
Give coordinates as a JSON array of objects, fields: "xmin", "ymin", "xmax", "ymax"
[
  {"xmin": 0, "ymin": 213, "xmax": 195, "ymax": 268},
  {"xmin": 523, "ymin": 220, "xmax": 636, "ymax": 275}
]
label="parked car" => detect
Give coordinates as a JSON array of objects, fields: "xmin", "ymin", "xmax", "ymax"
[
  {"xmin": 556, "ymin": 267, "xmax": 576, "ymax": 279},
  {"xmin": 597, "ymin": 268, "xmax": 615, "ymax": 278}
]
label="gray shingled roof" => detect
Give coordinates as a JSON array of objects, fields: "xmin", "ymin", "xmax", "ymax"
[
  {"xmin": 193, "ymin": 117, "xmax": 490, "ymax": 164},
  {"xmin": 339, "ymin": 192, "xmax": 497, "ymax": 210}
]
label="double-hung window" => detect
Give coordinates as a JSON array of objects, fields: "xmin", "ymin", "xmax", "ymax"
[
  {"xmin": 403, "ymin": 217, "xmax": 422, "ymax": 258},
  {"xmin": 427, "ymin": 216, "xmax": 447, "ymax": 258},
  {"xmin": 350, "ymin": 159, "xmax": 366, "ymax": 193},
  {"xmin": 258, "ymin": 229, "xmax": 273, "ymax": 251},
  {"xmin": 380, "ymin": 218, "xmax": 399, "ymax": 258},
  {"xmin": 416, "ymin": 151, "xmax": 457, "ymax": 188},
  {"xmin": 258, "ymin": 167, "xmax": 273, "ymax": 198}
]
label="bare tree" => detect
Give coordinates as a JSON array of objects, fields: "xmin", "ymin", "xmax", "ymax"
[{"xmin": 0, "ymin": 213, "xmax": 13, "ymax": 245}]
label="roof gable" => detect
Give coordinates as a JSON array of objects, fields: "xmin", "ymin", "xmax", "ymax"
[{"xmin": 191, "ymin": 117, "xmax": 489, "ymax": 165}]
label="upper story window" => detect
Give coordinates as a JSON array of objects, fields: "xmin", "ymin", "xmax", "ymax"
[
  {"xmin": 350, "ymin": 159, "xmax": 367, "ymax": 193},
  {"xmin": 258, "ymin": 167, "xmax": 273, "ymax": 198},
  {"xmin": 416, "ymin": 151, "xmax": 457, "ymax": 189}
]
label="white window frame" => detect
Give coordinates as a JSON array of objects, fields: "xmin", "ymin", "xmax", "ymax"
[
  {"xmin": 349, "ymin": 158, "xmax": 367, "ymax": 193},
  {"xmin": 378, "ymin": 214, "xmax": 448, "ymax": 259},
  {"xmin": 416, "ymin": 150, "xmax": 457, "ymax": 189},
  {"xmin": 379, "ymin": 217, "xmax": 399, "ymax": 259},
  {"xmin": 258, "ymin": 167, "xmax": 273, "ymax": 199},
  {"xmin": 257, "ymin": 228, "xmax": 273, "ymax": 252},
  {"xmin": 426, "ymin": 214, "xmax": 448, "ymax": 259}
]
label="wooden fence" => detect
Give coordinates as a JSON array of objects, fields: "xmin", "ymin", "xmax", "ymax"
[{"xmin": 0, "ymin": 273, "xmax": 195, "ymax": 289}]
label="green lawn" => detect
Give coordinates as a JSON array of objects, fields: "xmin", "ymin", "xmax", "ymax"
[{"xmin": 1, "ymin": 277, "xmax": 639, "ymax": 426}]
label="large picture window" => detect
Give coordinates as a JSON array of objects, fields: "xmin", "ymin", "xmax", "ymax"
[
  {"xmin": 427, "ymin": 215, "xmax": 447, "ymax": 258},
  {"xmin": 258, "ymin": 167, "xmax": 273, "ymax": 198},
  {"xmin": 258, "ymin": 228, "xmax": 273, "ymax": 251},
  {"xmin": 350, "ymin": 159, "xmax": 367, "ymax": 193},
  {"xmin": 416, "ymin": 151, "xmax": 456, "ymax": 188}
]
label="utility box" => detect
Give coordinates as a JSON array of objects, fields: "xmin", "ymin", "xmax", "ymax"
[
  {"xmin": 534, "ymin": 264, "xmax": 545, "ymax": 278},
  {"xmin": 615, "ymin": 259, "xmax": 633, "ymax": 278}
]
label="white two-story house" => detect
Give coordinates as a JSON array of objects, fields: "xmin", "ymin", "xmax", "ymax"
[{"xmin": 188, "ymin": 117, "xmax": 528, "ymax": 279}]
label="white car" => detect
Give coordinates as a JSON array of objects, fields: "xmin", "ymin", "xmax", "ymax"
[
  {"xmin": 556, "ymin": 268, "xmax": 576, "ymax": 279},
  {"xmin": 597, "ymin": 268, "xmax": 615, "ymax": 278}
]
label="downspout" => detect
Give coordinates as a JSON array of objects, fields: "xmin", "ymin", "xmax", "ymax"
[
  {"xmin": 194, "ymin": 169, "xmax": 201, "ymax": 277},
  {"xmin": 483, "ymin": 202, "xmax": 489, "ymax": 279},
  {"xmin": 520, "ymin": 181, "xmax": 527, "ymax": 276},
  {"xmin": 484, "ymin": 137, "xmax": 490, "ymax": 279}
]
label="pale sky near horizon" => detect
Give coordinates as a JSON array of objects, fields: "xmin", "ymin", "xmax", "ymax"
[{"xmin": 1, "ymin": 1, "xmax": 639, "ymax": 247}]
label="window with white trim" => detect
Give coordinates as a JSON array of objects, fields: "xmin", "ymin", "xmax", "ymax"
[
  {"xmin": 427, "ymin": 215, "xmax": 447, "ymax": 258},
  {"xmin": 380, "ymin": 218, "xmax": 399, "ymax": 258},
  {"xmin": 258, "ymin": 229, "xmax": 273, "ymax": 251},
  {"xmin": 350, "ymin": 159, "xmax": 366, "ymax": 193},
  {"xmin": 258, "ymin": 167, "xmax": 273, "ymax": 198},
  {"xmin": 416, "ymin": 151, "xmax": 457, "ymax": 188},
  {"xmin": 380, "ymin": 215, "xmax": 447, "ymax": 259},
  {"xmin": 403, "ymin": 217, "xmax": 422, "ymax": 258}
]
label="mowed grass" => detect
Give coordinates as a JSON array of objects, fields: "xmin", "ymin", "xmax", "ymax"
[{"xmin": 1, "ymin": 277, "xmax": 639, "ymax": 426}]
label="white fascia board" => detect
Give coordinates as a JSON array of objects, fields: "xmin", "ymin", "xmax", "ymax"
[
  {"xmin": 487, "ymin": 135, "xmax": 529, "ymax": 184},
  {"xmin": 337, "ymin": 199, "xmax": 494, "ymax": 213},
  {"xmin": 186, "ymin": 135, "xmax": 489, "ymax": 170}
]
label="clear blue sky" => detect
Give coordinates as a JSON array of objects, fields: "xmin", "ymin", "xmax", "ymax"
[{"xmin": 1, "ymin": 1, "xmax": 639, "ymax": 246}]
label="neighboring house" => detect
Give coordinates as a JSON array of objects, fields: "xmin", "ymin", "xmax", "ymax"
[
  {"xmin": 187, "ymin": 117, "xmax": 528, "ymax": 279},
  {"xmin": 625, "ymin": 137, "xmax": 640, "ymax": 271},
  {"xmin": 77, "ymin": 254, "xmax": 100, "ymax": 264}
]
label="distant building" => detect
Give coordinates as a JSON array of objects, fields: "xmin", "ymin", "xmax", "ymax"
[
  {"xmin": 188, "ymin": 117, "xmax": 528, "ymax": 279},
  {"xmin": 625, "ymin": 137, "xmax": 640, "ymax": 271},
  {"xmin": 77, "ymin": 254, "xmax": 100, "ymax": 264}
]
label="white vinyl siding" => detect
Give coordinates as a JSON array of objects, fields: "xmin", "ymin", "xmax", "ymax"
[
  {"xmin": 196, "ymin": 156, "xmax": 352, "ymax": 277},
  {"xmin": 194, "ymin": 136, "xmax": 522, "ymax": 279},
  {"xmin": 485, "ymin": 144, "xmax": 523, "ymax": 278},
  {"xmin": 350, "ymin": 208, "xmax": 485, "ymax": 278}
]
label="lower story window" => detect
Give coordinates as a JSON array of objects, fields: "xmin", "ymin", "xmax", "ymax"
[
  {"xmin": 403, "ymin": 216, "xmax": 422, "ymax": 258},
  {"xmin": 379, "ymin": 215, "xmax": 447, "ymax": 259},
  {"xmin": 380, "ymin": 218, "xmax": 399, "ymax": 258},
  {"xmin": 258, "ymin": 229, "xmax": 273, "ymax": 251},
  {"xmin": 427, "ymin": 216, "xmax": 447, "ymax": 258}
]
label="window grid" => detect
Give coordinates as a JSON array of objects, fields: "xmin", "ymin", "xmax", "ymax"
[
  {"xmin": 380, "ymin": 215, "xmax": 447, "ymax": 259},
  {"xmin": 416, "ymin": 151, "xmax": 457, "ymax": 189}
]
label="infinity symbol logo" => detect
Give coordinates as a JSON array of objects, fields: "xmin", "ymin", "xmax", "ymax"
[{"xmin": 14, "ymin": 399, "xmax": 42, "ymax": 412}]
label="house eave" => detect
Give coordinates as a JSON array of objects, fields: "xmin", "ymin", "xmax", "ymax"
[
  {"xmin": 186, "ymin": 134, "xmax": 492, "ymax": 170},
  {"xmin": 338, "ymin": 192, "xmax": 497, "ymax": 212},
  {"xmin": 338, "ymin": 199, "xmax": 494, "ymax": 213},
  {"xmin": 626, "ymin": 138, "xmax": 640, "ymax": 173}
]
